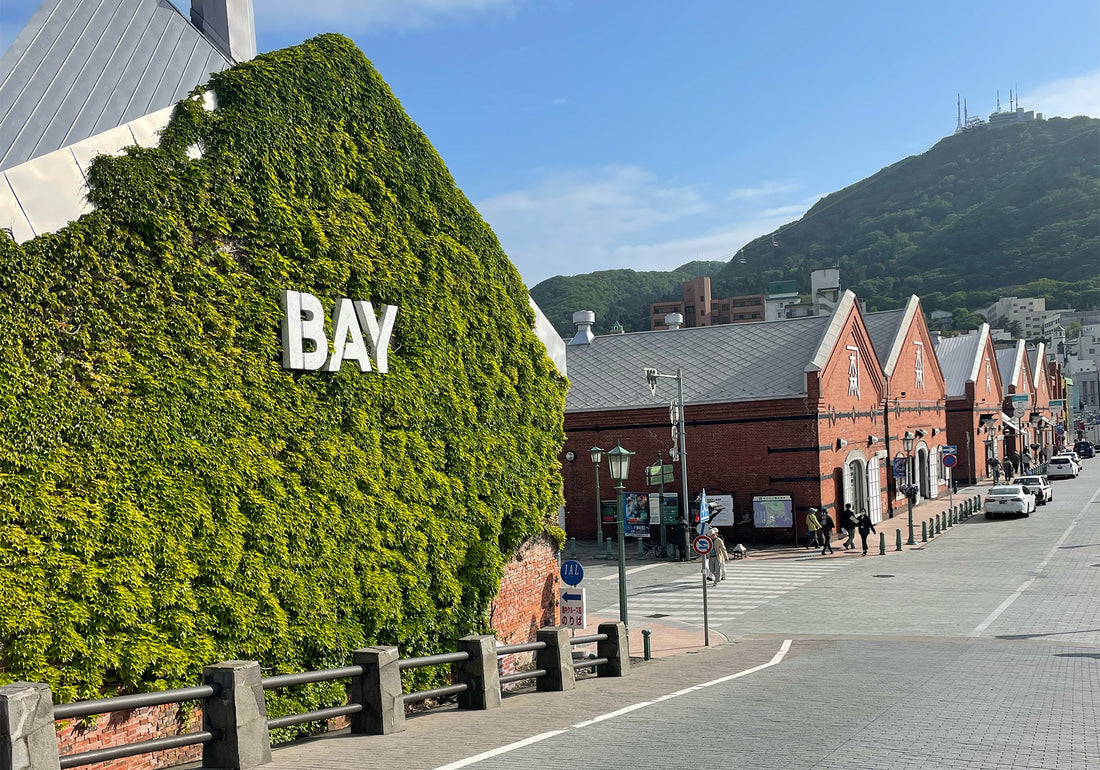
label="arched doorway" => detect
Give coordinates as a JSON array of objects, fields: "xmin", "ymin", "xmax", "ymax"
[
  {"xmin": 917, "ymin": 446, "xmax": 930, "ymax": 499},
  {"xmin": 843, "ymin": 450, "xmax": 867, "ymax": 514}
]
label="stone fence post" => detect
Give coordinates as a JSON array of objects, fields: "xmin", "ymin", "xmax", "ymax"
[
  {"xmin": 597, "ymin": 622, "xmax": 630, "ymax": 677},
  {"xmin": 0, "ymin": 683, "xmax": 60, "ymax": 770},
  {"xmin": 454, "ymin": 635, "xmax": 501, "ymax": 711},
  {"xmin": 202, "ymin": 661, "xmax": 271, "ymax": 770},
  {"xmin": 535, "ymin": 626, "xmax": 575, "ymax": 692},
  {"xmin": 351, "ymin": 646, "xmax": 405, "ymax": 735}
]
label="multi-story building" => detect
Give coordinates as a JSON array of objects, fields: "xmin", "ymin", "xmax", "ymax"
[
  {"xmin": 983, "ymin": 297, "xmax": 1066, "ymax": 341},
  {"xmin": 649, "ymin": 276, "xmax": 764, "ymax": 329}
]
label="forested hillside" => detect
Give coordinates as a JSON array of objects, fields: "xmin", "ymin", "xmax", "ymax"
[{"xmin": 532, "ymin": 116, "xmax": 1100, "ymax": 337}]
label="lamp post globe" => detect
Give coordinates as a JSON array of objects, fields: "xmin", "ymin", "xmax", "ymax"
[
  {"xmin": 606, "ymin": 442, "xmax": 635, "ymax": 631},
  {"xmin": 902, "ymin": 431, "xmax": 916, "ymax": 545},
  {"xmin": 590, "ymin": 446, "xmax": 605, "ymax": 545}
]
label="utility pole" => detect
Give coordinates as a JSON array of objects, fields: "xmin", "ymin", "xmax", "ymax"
[{"xmin": 645, "ymin": 367, "xmax": 689, "ymax": 541}]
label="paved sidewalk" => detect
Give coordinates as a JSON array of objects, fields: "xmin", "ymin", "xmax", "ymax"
[{"xmin": 565, "ymin": 482, "xmax": 990, "ymax": 565}]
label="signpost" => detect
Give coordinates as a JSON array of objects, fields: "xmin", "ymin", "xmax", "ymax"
[
  {"xmin": 559, "ymin": 588, "xmax": 587, "ymax": 629},
  {"xmin": 559, "ymin": 560, "xmax": 586, "ymax": 629},
  {"xmin": 942, "ymin": 453, "xmax": 957, "ymax": 508},
  {"xmin": 693, "ymin": 535, "xmax": 712, "ymax": 646},
  {"xmin": 942, "ymin": 445, "xmax": 957, "ymax": 455}
]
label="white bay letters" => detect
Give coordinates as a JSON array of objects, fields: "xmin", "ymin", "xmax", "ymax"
[{"xmin": 280, "ymin": 290, "xmax": 398, "ymax": 373}]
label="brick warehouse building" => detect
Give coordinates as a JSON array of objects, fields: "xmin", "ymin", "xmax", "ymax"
[
  {"xmin": 935, "ymin": 325, "xmax": 1007, "ymax": 484},
  {"xmin": 864, "ymin": 296, "xmax": 950, "ymax": 521},
  {"xmin": 561, "ymin": 291, "xmax": 900, "ymax": 546}
]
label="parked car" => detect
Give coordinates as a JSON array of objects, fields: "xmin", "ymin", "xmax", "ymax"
[
  {"xmin": 1047, "ymin": 456, "xmax": 1080, "ymax": 479},
  {"xmin": 984, "ymin": 485, "xmax": 1036, "ymax": 518},
  {"xmin": 1013, "ymin": 475, "xmax": 1053, "ymax": 504},
  {"xmin": 1074, "ymin": 441, "xmax": 1095, "ymax": 459}
]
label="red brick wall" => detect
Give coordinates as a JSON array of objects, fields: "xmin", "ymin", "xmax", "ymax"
[
  {"xmin": 492, "ymin": 535, "xmax": 559, "ymax": 676},
  {"xmin": 56, "ymin": 702, "xmax": 203, "ymax": 770}
]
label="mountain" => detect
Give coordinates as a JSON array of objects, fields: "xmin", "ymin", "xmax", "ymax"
[{"xmin": 531, "ymin": 116, "xmax": 1100, "ymax": 338}]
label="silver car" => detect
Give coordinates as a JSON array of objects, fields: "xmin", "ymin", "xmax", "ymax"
[
  {"xmin": 983, "ymin": 485, "xmax": 1036, "ymax": 518},
  {"xmin": 1013, "ymin": 475, "xmax": 1053, "ymax": 504}
]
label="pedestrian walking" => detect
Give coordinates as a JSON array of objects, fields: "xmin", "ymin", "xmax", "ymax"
[
  {"xmin": 1003, "ymin": 456, "xmax": 1016, "ymax": 480},
  {"xmin": 856, "ymin": 509, "xmax": 876, "ymax": 556},
  {"xmin": 805, "ymin": 508, "xmax": 822, "ymax": 549},
  {"xmin": 819, "ymin": 509, "xmax": 835, "ymax": 555},
  {"xmin": 990, "ymin": 458, "xmax": 1001, "ymax": 484},
  {"xmin": 672, "ymin": 517, "xmax": 688, "ymax": 562},
  {"xmin": 708, "ymin": 530, "xmax": 728, "ymax": 583},
  {"xmin": 841, "ymin": 504, "xmax": 857, "ymax": 550}
]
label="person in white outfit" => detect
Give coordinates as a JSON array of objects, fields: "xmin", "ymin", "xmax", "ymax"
[{"xmin": 708, "ymin": 530, "xmax": 728, "ymax": 583}]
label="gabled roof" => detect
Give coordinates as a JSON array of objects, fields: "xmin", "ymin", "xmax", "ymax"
[
  {"xmin": 996, "ymin": 341, "xmax": 1025, "ymax": 390},
  {"xmin": 863, "ymin": 295, "xmax": 919, "ymax": 376},
  {"xmin": 0, "ymin": 0, "xmax": 252, "ymax": 172},
  {"xmin": 565, "ymin": 314, "xmax": 831, "ymax": 413},
  {"xmin": 805, "ymin": 289, "xmax": 859, "ymax": 373},
  {"xmin": 1027, "ymin": 343, "xmax": 1046, "ymax": 390},
  {"xmin": 933, "ymin": 325, "xmax": 989, "ymax": 398}
]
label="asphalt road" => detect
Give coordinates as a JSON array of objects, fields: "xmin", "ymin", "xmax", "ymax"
[{"xmin": 264, "ymin": 463, "xmax": 1100, "ymax": 769}]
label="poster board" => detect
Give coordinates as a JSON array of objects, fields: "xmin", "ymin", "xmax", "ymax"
[
  {"xmin": 623, "ymin": 492, "xmax": 651, "ymax": 537},
  {"xmin": 752, "ymin": 495, "xmax": 793, "ymax": 528},
  {"xmin": 704, "ymin": 493, "xmax": 734, "ymax": 527}
]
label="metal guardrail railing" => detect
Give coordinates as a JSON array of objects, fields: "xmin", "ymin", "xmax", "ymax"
[{"xmin": 42, "ymin": 623, "xmax": 627, "ymax": 769}]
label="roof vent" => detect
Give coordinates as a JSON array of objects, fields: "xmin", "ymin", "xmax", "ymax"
[
  {"xmin": 569, "ymin": 311, "xmax": 596, "ymax": 346},
  {"xmin": 664, "ymin": 313, "xmax": 683, "ymax": 330}
]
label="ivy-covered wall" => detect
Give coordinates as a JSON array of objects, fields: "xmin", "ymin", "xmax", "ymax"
[{"xmin": 0, "ymin": 34, "xmax": 567, "ymax": 704}]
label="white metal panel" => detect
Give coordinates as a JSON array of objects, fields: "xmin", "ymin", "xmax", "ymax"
[
  {"xmin": 0, "ymin": 176, "xmax": 36, "ymax": 241},
  {"xmin": 125, "ymin": 105, "xmax": 175, "ymax": 148},
  {"xmin": 867, "ymin": 456, "xmax": 882, "ymax": 524},
  {"xmin": 67, "ymin": 122, "xmax": 143, "ymax": 168},
  {"xmin": 3, "ymin": 147, "xmax": 90, "ymax": 237}
]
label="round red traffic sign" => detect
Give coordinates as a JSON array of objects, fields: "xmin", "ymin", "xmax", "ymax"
[
  {"xmin": 942, "ymin": 454, "xmax": 958, "ymax": 468},
  {"xmin": 693, "ymin": 535, "xmax": 713, "ymax": 556}
]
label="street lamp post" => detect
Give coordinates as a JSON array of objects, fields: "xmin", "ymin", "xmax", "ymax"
[
  {"xmin": 590, "ymin": 446, "xmax": 605, "ymax": 545},
  {"xmin": 606, "ymin": 442, "xmax": 635, "ymax": 631},
  {"xmin": 903, "ymin": 431, "xmax": 916, "ymax": 545}
]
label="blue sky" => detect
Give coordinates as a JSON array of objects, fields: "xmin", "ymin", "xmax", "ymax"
[{"xmin": 3, "ymin": 1, "xmax": 1098, "ymax": 287}]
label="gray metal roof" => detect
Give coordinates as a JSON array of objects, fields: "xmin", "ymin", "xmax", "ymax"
[
  {"xmin": 933, "ymin": 330, "xmax": 984, "ymax": 398},
  {"xmin": 864, "ymin": 308, "xmax": 905, "ymax": 371},
  {"xmin": 996, "ymin": 343, "xmax": 1023, "ymax": 389},
  {"xmin": 565, "ymin": 315, "xmax": 831, "ymax": 413},
  {"xmin": 0, "ymin": 0, "xmax": 240, "ymax": 171}
]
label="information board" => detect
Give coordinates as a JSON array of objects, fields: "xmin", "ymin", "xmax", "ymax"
[
  {"xmin": 752, "ymin": 495, "xmax": 793, "ymax": 528},
  {"xmin": 559, "ymin": 588, "xmax": 586, "ymax": 629},
  {"xmin": 648, "ymin": 493, "xmax": 680, "ymax": 525}
]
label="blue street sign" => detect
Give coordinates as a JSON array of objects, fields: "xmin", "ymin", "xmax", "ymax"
[
  {"xmin": 942, "ymin": 454, "xmax": 958, "ymax": 468},
  {"xmin": 693, "ymin": 535, "xmax": 713, "ymax": 556},
  {"xmin": 942, "ymin": 445, "xmax": 957, "ymax": 455},
  {"xmin": 561, "ymin": 591, "xmax": 583, "ymax": 602},
  {"xmin": 560, "ymin": 560, "xmax": 584, "ymax": 586}
]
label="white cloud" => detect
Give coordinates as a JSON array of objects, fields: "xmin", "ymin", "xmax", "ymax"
[
  {"xmin": 724, "ymin": 181, "xmax": 800, "ymax": 201},
  {"xmin": 1023, "ymin": 69, "xmax": 1100, "ymax": 119},
  {"xmin": 475, "ymin": 165, "xmax": 814, "ymax": 286},
  {"xmin": 260, "ymin": 0, "xmax": 521, "ymax": 32}
]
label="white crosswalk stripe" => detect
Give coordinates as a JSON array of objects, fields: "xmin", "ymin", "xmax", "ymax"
[{"xmin": 596, "ymin": 561, "xmax": 849, "ymax": 624}]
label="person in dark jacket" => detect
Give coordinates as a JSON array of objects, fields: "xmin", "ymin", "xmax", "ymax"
[
  {"xmin": 819, "ymin": 509, "xmax": 836, "ymax": 555},
  {"xmin": 856, "ymin": 509, "xmax": 876, "ymax": 556},
  {"xmin": 841, "ymin": 504, "xmax": 858, "ymax": 550},
  {"xmin": 672, "ymin": 517, "xmax": 688, "ymax": 561}
]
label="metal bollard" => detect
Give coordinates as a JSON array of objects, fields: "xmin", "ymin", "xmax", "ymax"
[
  {"xmin": 921, "ymin": 520, "xmax": 928, "ymax": 542},
  {"xmin": 604, "ymin": 537, "xmax": 613, "ymax": 559},
  {"xmin": 642, "ymin": 629, "xmax": 652, "ymax": 661},
  {"xmin": 879, "ymin": 532, "xmax": 886, "ymax": 555},
  {"xmin": 946, "ymin": 510, "xmax": 952, "ymax": 528},
  {"xmin": 570, "ymin": 537, "xmax": 577, "ymax": 559},
  {"xmin": 928, "ymin": 518, "xmax": 934, "ymax": 537},
  {"xmin": 895, "ymin": 529, "xmax": 902, "ymax": 551},
  {"xmin": 637, "ymin": 537, "xmax": 644, "ymax": 556}
]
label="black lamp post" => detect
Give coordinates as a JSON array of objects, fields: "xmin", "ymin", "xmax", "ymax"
[
  {"xmin": 903, "ymin": 430, "xmax": 916, "ymax": 545},
  {"xmin": 606, "ymin": 442, "xmax": 634, "ymax": 630},
  {"xmin": 590, "ymin": 446, "xmax": 605, "ymax": 545}
]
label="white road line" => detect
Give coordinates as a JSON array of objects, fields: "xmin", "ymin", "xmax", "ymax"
[
  {"xmin": 598, "ymin": 563, "xmax": 667, "ymax": 580},
  {"xmin": 431, "ymin": 730, "xmax": 568, "ymax": 769},
  {"xmin": 426, "ymin": 642, "xmax": 800, "ymax": 770},
  {"xmin": 969, "ymin": 484, "xmax": 1100, "ymax": 637}
]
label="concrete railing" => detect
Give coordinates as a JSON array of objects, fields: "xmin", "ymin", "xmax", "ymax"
[{"xmin": 0, "ymin": 622, "xmax": 628, "ymax": 770}]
